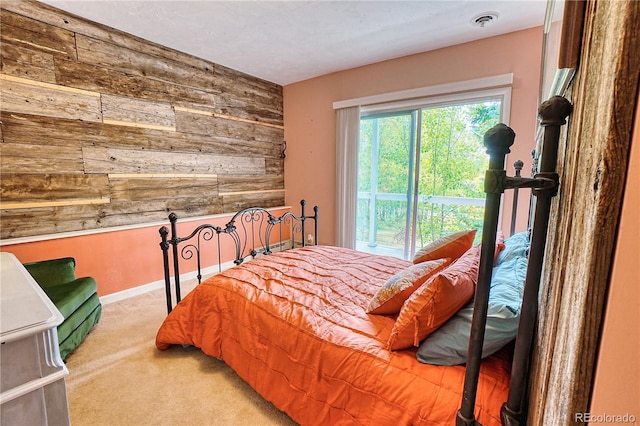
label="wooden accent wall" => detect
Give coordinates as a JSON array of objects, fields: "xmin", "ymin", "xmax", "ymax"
[{"xmin": 0, "ymin": 0, "xmax": 285, "ymax": 239}]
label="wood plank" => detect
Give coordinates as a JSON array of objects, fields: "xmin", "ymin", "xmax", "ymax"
[
  {"xmin": 214, "ymin": 63, "xmax": 282, "ymax": 99},
  {"xmin": 1, "ymin": 43, "xmax": 56, "ymax": 83},
  {"xmin": 101, "ymin": 94, "xmax": 176, "ymax": 130},
  {"xmin": 214, "ymin": 64, "xmax": 283, "ymax": 126},
  {"xmin": 0, "ymin": 112, "xmax": 281, "ymax": 157},
  {"xmin": 83, "ymin": 147, "xmax": 265, "ymax": 175},
  {"xmin": 54, "ymin": 58, "xmax": 218, "ymax": 110},
  {"xmin": 0, "ymin": 143, "xmax": 84, "ymax": 173},
  {"xmin": 219, "ymin": 189, "xmax": 284, "ymax": 197},
  {"xmin": 75, "ymin": 34, "xmax": 219, "ymax": 93},
  {"xmin": 214, "ymin": 85, "xmax": 283, "ymax": 126},
  {"xmin": 265, "ymin": 158, "xmax": 285, "ymax": 176},
  {"xmin": 218, "ymin": 175, "xmax": 284, "ymax": 193},
  {"xmin": 175, "ymin": 108, "xmax": 284, "ymax": 143},
  {"xmin": 174, "ymin": 106, "xmax": 283, "ymax": 130},
  {"xmin": 101, "ymin": 120, "xmax": 175, "ymax": 132},
  {"xmin": 0, "ymin": 75, "xmax": 102, "ymax": 122},
  {"xmin": 108, "ymin": 173, "xmax": 218, "ymax": 179},
  {"xmin": 0, "ymin": 198, "xmax": 224, "ymax": 239},
  {"xmin": 109, "ymin": 175, "xmax": 218, "ymax": 202},
  {"xmin": 0, "ymin": 8, "xmax": 76, "ymax": 58},
  {"xmin": 0, "ymin": 173, "xmax": 109, "ymax": 203},
  {"xmin": 221, "ymin": 192, "xmax": 285, "ymax": 213},
  {"xmin": 0, "ymin": 74, "xmax": 99, "ymax": 96},
  {"xmin": 0, "ymin": 198, "xmax": 110, "ymax": 210}
]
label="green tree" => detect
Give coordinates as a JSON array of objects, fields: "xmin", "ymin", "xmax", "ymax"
[{"xmin": 356, "ymin": 100, "xmax": 500, "ymax": 256}]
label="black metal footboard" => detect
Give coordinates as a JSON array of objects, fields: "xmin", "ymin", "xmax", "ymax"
[
  {"xmin": 457, "ymin": 96, "xmax": 572, "ymax": 426},
  {"xmin": 159, "ymin": 200, "xmax": 319, "ymax": 314}
]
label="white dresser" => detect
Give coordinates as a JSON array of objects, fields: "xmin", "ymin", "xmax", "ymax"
[{"xmin": 0, "ymin": 252, "xmax": 70, "ymax": 426}]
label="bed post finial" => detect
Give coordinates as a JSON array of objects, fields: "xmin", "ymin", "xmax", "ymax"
[
  {"xmin": 483, "ymin": 124, "xmax": 515, "ymax": 194},
  {"xmin": 536, "ymin": 96, "xmax": 572, "ymax": 181},
  {"xmin": 513, "ymin": 159, "xmax": 524, "ymax": 173},
  {"xmin": 538, "ymin": 95, "xmax": 573, "ymax": 126},
  {"xmin": 484, "ymin": 123, "xmax": 515, "ymax": 158}
]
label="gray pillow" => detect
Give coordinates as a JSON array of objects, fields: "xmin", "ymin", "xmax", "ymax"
[{"xmin": 416, "ymin": 232, "xmax": 529, "ymax": 365}]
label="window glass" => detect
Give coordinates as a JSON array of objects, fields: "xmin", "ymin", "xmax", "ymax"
[{"xmin": 356, "ymin": 98, "xmax": 501, "ymax": 259}]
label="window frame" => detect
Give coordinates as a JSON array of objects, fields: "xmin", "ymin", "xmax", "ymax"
[
  {"xmin": 334, "ymin": 77, "xmax": 513, "ymax": 251},
  {"xmin": 356, "ymin": 87, "xmax": 512, "ymax": 257}
]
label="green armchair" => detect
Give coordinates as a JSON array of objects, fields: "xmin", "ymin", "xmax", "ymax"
[{"xmin": 23, "ymin": 257, "xmax": 102, "ymax": 360}]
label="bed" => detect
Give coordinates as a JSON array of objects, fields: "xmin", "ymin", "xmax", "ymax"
[{"xmin": 155, "ymin": 96, "xmax": 572, "ymax": 425}]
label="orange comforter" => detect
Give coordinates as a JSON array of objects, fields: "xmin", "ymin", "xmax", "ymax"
[{"xmin": 156, "ymin": 245, "xmax": 510, "ymax": 425}]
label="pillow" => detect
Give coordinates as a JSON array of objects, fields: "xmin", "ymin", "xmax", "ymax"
[
  {"xmin": 367, "ymin": 258, "xmax": 449, "ymax": 315},
  {"xmin": 416, "ymin": 247, "xmax": 528, "ymax": 365},
  {"xmin": 496, "ymin": 231, "xmax": 530, "ymax": 264},
  {"xmin": 388, "ymin": 244, "xmax": 480, "ymax": 351},
  {"xmin": 413, "ymin": 230, "xmax": 477, "ymax": 264},
  {"xmin": 494, "ymin": 230, "xmax": 506, "ymax": 264}
]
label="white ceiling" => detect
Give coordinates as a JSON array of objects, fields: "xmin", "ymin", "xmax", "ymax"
[{"xmin": 41, "ymin": 0, "xmax": 551, "ymax": 86}]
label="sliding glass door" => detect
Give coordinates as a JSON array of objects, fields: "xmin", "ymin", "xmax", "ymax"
[
  {"xmin": 357, "ymin": 111, "xmax": 417, "ymax": 258},
  {"xmin": 356, "ymin": 97, "xmax": 501, "ymax": 259}
]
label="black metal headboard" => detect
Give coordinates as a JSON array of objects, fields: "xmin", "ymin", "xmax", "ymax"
[
  {"xmin": 457, "ymin": 96, "xmax": 572, "ymax": 426},
  {"xmin": 159, "ymin": 200, "xmax": 318, "ymax": 314}
]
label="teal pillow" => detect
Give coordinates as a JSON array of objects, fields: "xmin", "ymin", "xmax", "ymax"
[
  {"xmin": 496, "ymin": 231, "xmax": 529, "ymax": 264},
  {"xmin": 416, "ymin": 232, "xmax": 529, "ymax": 365}
]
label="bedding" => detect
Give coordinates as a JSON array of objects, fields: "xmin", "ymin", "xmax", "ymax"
[
  {"xmin": 417, "ymin": 232, "xmax": 529, "ymax": 365},
  {"xmin": 388, "ymin": 244, "xmax": 480, "ymax": 351},
  {"xmin": 366, "ymin": 257, "xmax": 449, "ymax": 315},
  {"xmin": 412, "ymin": 229, "xmax": 477, "ymax": 264},
  {"xmin": 156, "ymin": 245, "xmax": 511, "ymax": 425}
]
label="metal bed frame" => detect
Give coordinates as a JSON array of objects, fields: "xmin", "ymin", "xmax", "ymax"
[
  {"xmin": 159, "ymin": 200, "xmax": 318, "ymax": 314},
  {"xmin": 158, "ymin": 96, "xmax": 571, "ymax": 426},
  {"xmin": 458, "ymin": 95, "xmax": 572, "ymax": 426}
]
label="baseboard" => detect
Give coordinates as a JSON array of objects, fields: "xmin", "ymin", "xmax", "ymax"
[
  {"xmin": 99, "ymin": 242, "xmax": 295, "ymax": 306},
  {"xmin": 99, "ymin": 261, "xmax": 234, "ymax": 305}
]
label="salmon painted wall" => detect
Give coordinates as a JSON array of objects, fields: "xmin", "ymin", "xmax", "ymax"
[
  {"xmin": 283, "ymin": 26, "xmax": 544, "ymax": 245},
  {"xmin": 589, "ymin": 93, "xmax": 640, "ymax": 418},
  {"xmin": 1, "ymin": 206, "xmax": 291, "ymax": 296}
]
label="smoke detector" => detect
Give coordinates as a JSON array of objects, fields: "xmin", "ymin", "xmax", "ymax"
[{"xmin": 472, "ymin": 12, "xmax": 499, "ymax": 28}]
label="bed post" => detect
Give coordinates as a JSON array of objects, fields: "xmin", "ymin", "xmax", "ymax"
[
  {"xmin": 169, "ymin": 213, "xmax": 183, "ymax": 307},
  {"xmin": 457, "ymin": 123, "xmax": 515, "ymax": 426},
  {"xmin": 300, "ymin": 199, "xmax": 307, "ymax": 247},
  {"xmin": 510, "ymin": 160, "xmax": 524, "ymax": 236},
  {"xmin": 297, "ymin": 199, "xmax": 319, "ymax": 247},
  {"xmin": 313, "ymin": 205, "xmax": 319, "ymax": 245},
  {"xmin": 159, "ymin": 225, "xmax": 172, "ymax": 314},
  {"xmin": 457, "ymin": 97, "xmax": 571, "ymax": 425},
  {"xmin": 501, "ymin": 96, "xmax": 572, "ymax": 426}
]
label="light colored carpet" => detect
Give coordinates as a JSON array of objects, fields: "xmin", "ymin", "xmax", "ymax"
[{"xmin": 64, "ymin": 281, "xmax": 297, "ymax": 426}]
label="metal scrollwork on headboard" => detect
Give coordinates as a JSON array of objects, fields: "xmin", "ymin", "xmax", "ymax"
[
  {"xmin": 159, "ymin": 200, "xmax": 319, "ymax": 314},
  {"xmin": 224, "ymin": 207, "xmax": 277, "ymax": 264}
]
